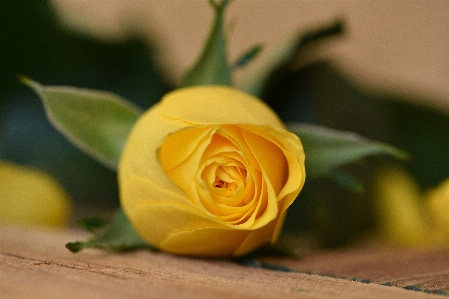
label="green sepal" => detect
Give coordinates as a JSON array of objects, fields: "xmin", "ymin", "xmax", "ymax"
[
  {"xmin": 287, "ymin": 123, "xmax": 409, "ymax": 180},
  {"xmin": 180, "ymin": 0, "xmax": 232, "ymax": 87},
  {"xmin": 20, "ymin": 76, "xmax": 143, "ymax": 169},
  {"xmin": 75, "ymin": 217, "xmax": 109, "ymax": 233},
  {"xmin": 233, "ymin": 44, "xmax": 263, "ymax": 69},
  {"xmin": 66, "ymin": 209, "xmax": 151, "ymax": 253}
]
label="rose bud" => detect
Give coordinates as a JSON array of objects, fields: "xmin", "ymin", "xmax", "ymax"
[{"xmin": 119, "ymin": 86, "xmax": 305, "ymax": 257}]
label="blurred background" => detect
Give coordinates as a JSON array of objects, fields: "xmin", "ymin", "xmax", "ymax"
[
  {"xmin": 50, "ymin": 0, "xmax": 449, "ymax": 110},
  {"xmin": 1, "ymin": 0, "xmax": 448, "ymax": 247}
]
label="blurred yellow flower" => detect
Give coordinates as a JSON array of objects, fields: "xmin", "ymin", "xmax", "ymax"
[
  {"xmin": 119, "ymin": 86, "xmax": 306, "ymax": 257},
  {"xmin": 0, "ymin": 161, "xmax": 72, "ymax": 228},
  {"xmin": 372, "ymin": 165, "xmax": 449, "ymax": 247},
  {"xmin": 425, "ymin": 178, "xmax": 449, "ymax": 243}
]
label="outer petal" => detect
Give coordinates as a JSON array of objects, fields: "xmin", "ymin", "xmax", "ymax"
[
  {"xmin": 119, "ymin": 102, "xmax": 188, "ymax": 197},
  {"xmin": 233, "ymin": 218, "xmax": 277, "ymax": 256},
  {"xmin": 121, "ymin": 177, "xmax": 226, "ymax": 246},
  {"xmin": 159, "ymin": 227, "xmax": 249, "ymax": 257},
  {"xmin": 240, "ymin": 125, "xmax": 306, "ymax": 243},
  {"xmin": 240, "ymin": 127, "xmax": 288, "ymax": 194},
  {"xmin": 265, "ymin": 125, "xmax": 306, "ymax": 209},
  {"xmin": 158, "ymin": 86, "xmax": 284, "ymax": 128}
]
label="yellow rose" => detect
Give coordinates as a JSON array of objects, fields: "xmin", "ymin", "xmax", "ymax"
[
  {"xmin": 372, "ymin": 165, "xmax": 434, "ymax": 246},
  {"xmin": 119, "ymin": 86, "xmax": 306, "ymax": 257},
  {"xmin": 425, "ymin": 178, "xmax": 449, "ymax": 243},
  {"xmin": 0, "ymin": 161, "xmax": 72, "ymax": 228}
]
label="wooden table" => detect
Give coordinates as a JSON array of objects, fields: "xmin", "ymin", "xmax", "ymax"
[{"xmin": 1, "ymin": 225, "xmax": 448, "ymax": 298}]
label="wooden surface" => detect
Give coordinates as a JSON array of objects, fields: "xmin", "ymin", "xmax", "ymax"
[{"xmin": 1, "ymin": 225, "xmax": 448, "ymax": 299}]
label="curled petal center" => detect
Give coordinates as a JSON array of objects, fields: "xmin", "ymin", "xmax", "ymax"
[{"xmin": 216, "ymin": 166, "xmax": 240, "ymax": 189}]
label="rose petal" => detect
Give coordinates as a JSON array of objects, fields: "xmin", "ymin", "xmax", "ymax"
[
  {"xmin": 233, "ymin": 219, "xmax": 277, "ymax": 256},
  {"xmin": 119, "ymin": 103, "xmax": 188, "ymax": 197},
  {"xmin": 158, "ymin": 86, "xmax": 284, "ymax": 128},
  {"xmin": 159, "ymin": 126, "xmax": 210, "ymax": 170},
  {"xmin": 160, "ymin": 127, "xmax": 213, "ymax": 190},
  {"xmin": 159, "ymin": 226, "xmax": 250, "ymax": 257},
  {"xmin": 240, "ymin": 126, "xmax": 288, "ymax": 195},
  {"xmin": 264, "ymin": 126, "xmax": 306, "ymax": 212},
  {"xmin": 121, "ymin": 177, "xmax": 225, "ymax": 243},
  {"xmin": 194, "ymin": 179, "xmax": 255, "ymax": 223}
]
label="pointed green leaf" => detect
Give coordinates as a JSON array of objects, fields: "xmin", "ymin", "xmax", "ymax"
[
  {"xmin": 287, "ymin": 123, "xmax": 409, "ymax": 179},
  {"xmin": 180, "ymin": 0, "xmax": 232, "ymax": 87},
  {"xmin": 66, "ymin": 209, "xmax": 151, "ymax": 253},
  {"xmin": 21, "ymin": 77, "xmax": 143, "ymax": 169},
  {"xmin": 241, "ymin": 19, "xmax": 344, "ymax": 97},
  {"xmin": 233, "ymin": 44, "xmax": 263, "ymax": 69}
]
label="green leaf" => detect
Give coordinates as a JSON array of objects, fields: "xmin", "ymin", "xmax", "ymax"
[
  {"xmin": 329, "ymin": 170, "xmax": 364, "ymax": 193},
  {"xmin": 66, "ymin": 209, "xmax": 151, "ymax": 253},
  {"xmin": 287, "ymin": 123, "xmax": 409, "ymax": 179},
  {"xmin": 233, "ymin": 44, "xmax": 263, "ymax": 69},
  {"xmin": 76, "ymin": 217, "xmax": 109, "ymax": 233},
  {"xmin": 21, "ymin": 76, "xmax": 143, "ymax": 169},
  {"xmin": 180, "ymin": 0, "xmax": 232, "ymax": 87},
  {"xmin": 241, "ymin": 19, "xmax": 344, "ymax": 97}
]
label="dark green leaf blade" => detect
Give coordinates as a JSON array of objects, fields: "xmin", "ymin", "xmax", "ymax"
[
  {"xmin": 329, "ymin": 170, "xmax": 364, "ymax": 193},
  {"xmin": 180, "ymin": 0, "xmax": 232, "ymax": 87},
  {"xmin": 287, "ymin": 123, "xmax": 409, "ymax": 179},
  {"xmin": 21, "ymin": 77, "xmax": 143, "ymax": 169},
  {"xmin": 66, "ymin": 209, "xmax": 151, "ymax": 253}
]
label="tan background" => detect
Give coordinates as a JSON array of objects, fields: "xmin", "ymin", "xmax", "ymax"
[{"xmin": 50, "ymin": 0, "xmax": 449, "ymax": 112}]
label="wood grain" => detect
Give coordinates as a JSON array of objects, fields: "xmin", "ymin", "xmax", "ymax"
[
  {"xmin": 0, "ymin": 225, "xmax": 446, "ymax": 298},
  {"xmin": 262, "ymin": 246, "xmax": 449, "ymax": 293}
]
